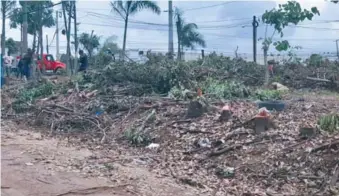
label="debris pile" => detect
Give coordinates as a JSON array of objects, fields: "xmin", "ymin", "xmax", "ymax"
[{"xmin": 1, "ymin": 75, "xmax": 339, "ymax": 195}]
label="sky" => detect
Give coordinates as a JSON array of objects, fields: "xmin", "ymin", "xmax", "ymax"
[{"xmin": 1, "ymin": 0, "xmax": 339, "ymax": 60}]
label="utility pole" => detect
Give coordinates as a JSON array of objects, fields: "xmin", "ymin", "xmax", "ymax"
[
  {"xmin": 22, "ymin": 1, "xmax": 28, "ymax": 53},
  {"xmin": 20, "ymin": 24, "xmax": 23, "ymax": 55},
  {"xmin": 56, "ymin": 10, "xmax": 60, "ymax": 60},
  {"xmin": 168, "ymin": 0, "xmax": 174, "ymax": 59},
  {"xmin": 336, "ymin": 39, "xmax": 339, "ymax": 60},
  {"xmin": 73, "ymin": 1, "xmax": 78, "ymax": 75},
  {"xmin": 46, "ymin": 34, "xmax": 49, "ymax": 54},
  {"xmin": 252, "ymin": 16, "xmax": 259, "ymax": 63}
]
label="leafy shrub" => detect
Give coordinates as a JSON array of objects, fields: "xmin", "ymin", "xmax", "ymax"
[
  {"xmin": 254, "ymin": 89, "xmax": 282, "ymax": 101},
  {"xmin": 12, "ymin": 82, "xmax": 55, "ymax": 113},
  {"xmin": 201, "ymin": 78, "xmax": 251, "ymax": 99},
  {"xmin": 16, "ymin": 82, "xmax": 54, "ymax": 103},
  {"xmin": 124, "ymin": 128, "xmax": 152, "ymax": 146},
  {"xmin": 318, "ymin": 114, "xmax": 339, "ymax": 133}
]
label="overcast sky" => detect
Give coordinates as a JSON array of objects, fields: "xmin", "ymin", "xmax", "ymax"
[{"xmin": 2, "ymin": 0, "xmax": 339, "ymax": 59}]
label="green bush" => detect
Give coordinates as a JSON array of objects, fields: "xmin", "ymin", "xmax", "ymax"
[
  {"xmin": 16, "ymin": 82, "xmax": 54, "ymax": 103},
  {"xmin": 254, "ymin": 89, "xmax": 282, "ymax": 101},
  {"xmin": 124, "ymin": 128, "xmax": 152, "ymax": 146},
  {"xmin": 201, "ymin": 78, "xmax": 251, "ymax": 99}
]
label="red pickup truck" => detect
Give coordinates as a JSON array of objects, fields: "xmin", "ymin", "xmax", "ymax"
[
  {"xmin": 17, "ymin": 54, "xmax": 66, "ymax": 73},
  {"xmin": 37, "ymin": 54, "xmax": 66, "ymax": 73}
]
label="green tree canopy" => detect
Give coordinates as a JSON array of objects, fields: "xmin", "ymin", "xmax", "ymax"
[
  {"xmin": 79, "ymin": 32, "xmax": 101, "ymax": 57},
  {"xmin": 5, "ymin": 38, "xmax": 18, "ymax": 55},
  {"xmin": 9, "ymin": 1, "xmax": 55, "ymax": 35}
]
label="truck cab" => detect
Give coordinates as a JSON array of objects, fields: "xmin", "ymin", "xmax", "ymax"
[{"xmin": 37, "ymin": 54, "xmax": 66, "ymax": 73}]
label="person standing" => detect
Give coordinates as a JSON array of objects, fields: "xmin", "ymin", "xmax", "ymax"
[
  {"xmin": 78, "ymin": 50, "xmax": 88, "ymax": 73},
  {"xmin": 22, "ymin": 48, "xmax": 33, "ymax": 80},
  {"xmin": 3, "ymin": 52, "xmax": 14, "ymax": 77}
]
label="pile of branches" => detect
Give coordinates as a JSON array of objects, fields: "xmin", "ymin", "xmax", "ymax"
[{"xmin": 87, "ymin": 52, "xmax": 338, "ymax": 95}]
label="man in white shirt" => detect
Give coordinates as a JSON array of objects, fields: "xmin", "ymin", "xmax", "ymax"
[{"xmin": 4, "ymin": 52, "xmax": 14, "ymax": 77}]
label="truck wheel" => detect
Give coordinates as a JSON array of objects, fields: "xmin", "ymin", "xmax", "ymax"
[{"xmin": 54, "ymin": 67, "xmax": 64, "ymax": 75}]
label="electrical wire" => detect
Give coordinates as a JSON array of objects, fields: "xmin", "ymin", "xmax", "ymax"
[{"xmin": 181, "ymin": 1, "xmax": 238, "ymax": 12}]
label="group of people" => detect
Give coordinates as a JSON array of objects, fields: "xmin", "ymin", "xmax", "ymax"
[
  {"xmin": 2, "ymin": 48, "xmax": 33, "ymax": 80},
  {"xmin": 1, "ymin": 49, "xmax": 88, "ymax": 81}
]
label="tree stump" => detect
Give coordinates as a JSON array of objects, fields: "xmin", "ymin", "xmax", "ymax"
[
  {"xmin": 254, "ymin": 116, "xmax": 270, "ymax": 134},
  {"xmin": 186, "ymin": 100, "xmax": 208, "ymax": 118}
]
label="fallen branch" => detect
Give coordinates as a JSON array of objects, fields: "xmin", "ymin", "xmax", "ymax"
[
  {"xmin": 306, "ymin": 76, "xmax": 331, "ymax": 82},
  {"xmin": 208, "ymin": 143, "xmax": 244, "ymax": 157},
  {"xmin": 311, "ymin": 140, "xmax": 339, "ymax": 153},
  {"xmin": 55, "ymin": 184, "xmax": 131, "ymax": 196},
  {"xmin": 330, "ymin": 163, "xmax": 339, "ymax": 188}
]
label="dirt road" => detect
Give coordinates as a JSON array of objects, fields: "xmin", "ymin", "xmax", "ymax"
[{"xmin": 1, "ymin": 121, "xmax": 201, "ymax": 196}]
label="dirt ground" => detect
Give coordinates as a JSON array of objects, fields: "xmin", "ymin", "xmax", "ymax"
[{"xmin": 1, "ymin": 121, "xmax": 201, "ymax": 196}]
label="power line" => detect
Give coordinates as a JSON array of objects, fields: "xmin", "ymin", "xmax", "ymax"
[{"xmin": 181, "ymin": 1, "xmax": 238, "ymax": 12}]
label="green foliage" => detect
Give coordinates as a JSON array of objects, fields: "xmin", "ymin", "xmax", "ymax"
[
  {"xmin": 318, "ymin": 114, "xmax": 339, "ymax": 133},
  {"xmin": 5, "ymin": 38, "xmax": 18, "ymax": 55},
  {"xmin": 261, "ymin": 1, "xmax": 319, "ymax": 52},
  {"xmin": 79, "ymin": 32, "xmax": 101, "ymax": 57},
  {"xmin": 124, "ymin": 128, "xmax": 152, "ymax": 146},
  {"xmin": 17, "ymin": 82, "xmax": 54, "ymax": 103},
  {"xmin": 12, "ymin": 82, "xmax": 55, "ymax": 113},
  {"xmin": 94, "ymin": 36, "xmax": 121, "ymax": 67},
  {"xmin": 308, "ymin": 54, "xmax": 323, "ymax": 67},
  {"xmin": 254, "ymin": 89, "xmax": 282, "ymax": 101},
  {"xmin": 201, "ymin": 78, "xmax": 251, "ymax": 99},
  {"xmin": 9, "ymin": 1, "xmax": 55, "ymax": 35}
]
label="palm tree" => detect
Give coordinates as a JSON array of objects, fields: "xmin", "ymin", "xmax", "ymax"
[
  {"xmin": 79, "ymin": 32, "xmax": 101, "ymax": 58},
  {"xmin": 110, "ymin": 0, "xmax": 161, "ymax": 60},
  {"xmin": 1, "ymin": 0, "xmax": 16, "ymax": 67},
  {"xmin": 175, "ymin": 8, "xmax": 206, "ymax": 60}
]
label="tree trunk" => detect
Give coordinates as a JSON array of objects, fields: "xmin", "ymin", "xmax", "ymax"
[
  {"xmin": 37, "ymin": 34, "xmax": 40, "ymax": 54},
  {"xmin": 264, "ymin": 48, "xmax": 269, "ymax": 86},
  {"xmin": 73, "ymin": 1, "xmax": 78, "ymax": 74},
  {"xmin": 1, "ymin": 3, "xmax": 6, "ymax": 68},
  {"xmin": 122, "ymin": 14, "xmax": 129, "ymax": 61},
  {"xmin": 32, "ymin": 31, "xmax": 37, "ymax": 52},
  {"xmin": 176, "ymin": 21, "xmax": 181, "ymax": 61},
  {"xmin": 39, "ymin": 23, "xmax": 44, "ymax": 75}
]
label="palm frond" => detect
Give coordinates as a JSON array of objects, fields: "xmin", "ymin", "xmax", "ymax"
[
  {"xmin": 129, "ymin": 0, "xmax": 161, "ymax": 16},
  {"xmin": 110, "ymin": 0, "xmax": 126, "ymax": 19},
  {"xmin": 182, "ymin": 23, "xmax": 198, "ymax": 34}
]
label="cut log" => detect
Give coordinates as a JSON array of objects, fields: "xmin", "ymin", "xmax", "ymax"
[{"xmin": 306, "ymin": 77, "xmax": 331, "ymax": 83}]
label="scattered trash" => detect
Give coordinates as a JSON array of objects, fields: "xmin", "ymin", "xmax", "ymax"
[
  {"xmin": 196, "ymin": 138, "xmax": 211, "ymax": 148},
  {"xmin": 215, "ymin": 167, "xmax": 235, "ymax": 178},
  {"xmin": 271, "ymin": 82, "xmax": 289, "ymax": 91},
  {"xmin": 146, "ymin": 143, "xmax": 160, "ymax": 150},
  {"xmin": 25, "ymin": 162, "xmax": 34, "ymax": 166}
]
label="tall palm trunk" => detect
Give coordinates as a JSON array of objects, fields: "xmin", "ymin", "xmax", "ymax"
[
  {"xmin": 121, "ymin": 14, "xmax": 129, "ymax": 61},
  {"xmin": 176, "ymin": 21, "xmax": 181, "ymax": 61},
  {"xmin": 1, "ymin": 3, "xmax": 6, "ymax": 68}
]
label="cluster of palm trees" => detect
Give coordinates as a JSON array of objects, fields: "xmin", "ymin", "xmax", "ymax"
[{"xmin": 110, "ymin": 0, "xmax": 206, "ymax": 60}]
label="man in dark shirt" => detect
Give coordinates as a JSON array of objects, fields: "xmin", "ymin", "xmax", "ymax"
[
  {"xmin": 78, "ymin": 50, "xmax": 88, "ymax": 73},
  {"xmin": 22, "ymin": 48, "xmax": 33, "ymax": 80}
]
